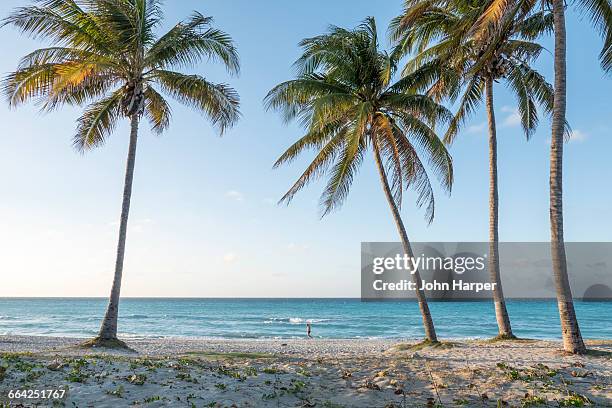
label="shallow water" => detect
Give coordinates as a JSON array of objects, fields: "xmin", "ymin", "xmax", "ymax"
[{"xmin": 0, "ymin": 298, "xmax": 609, "ymax": 340}]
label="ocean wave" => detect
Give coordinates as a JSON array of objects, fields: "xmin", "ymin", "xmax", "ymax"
[{"xmin": 264, "ymin": 317, "xmax": 331, "ymax": 324}]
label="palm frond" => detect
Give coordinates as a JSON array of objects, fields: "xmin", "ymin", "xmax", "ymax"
[
  {"xmin": 577, "ymin": 0, "xmax": 612, "ymax": 72},
  {"xmin": 91, "ymin": 0, "xmax": 140, "ymax": 48},
  {"xmin": 375, "ymin": 114, "xmax": 404, "ymax": 208},
  {"xmin": 73, "ymin": 89, "xmax": 123, "ymax": 151},
  {"xmin": 396, "ymin": 113, "xmax": 453, "ymax": 193},
  {"xmin": 393, "ymin": 126, "xmax": 437, "ymax": 224},
  {"xmin": 602, "ymin": 32, "xmax": 612, "ymax": 72},
  {"xmin": 17, "ymin": 47, "xmax": 117, "ymax": 70},
  {"xmin": 503, "ymin": 39, "xmax": 545, "ymax": 63},
  {"xmin": 278, "ymin": 131, "xmax": 347, "ymax": 205},
  {"xmin": 319, "ymin": 103, "xmax": 370, "ymax": 215},
  {"xmin": 263, "ymin": 76, "xmax": 353, "ymax": 125},
  {"xmin": 44, "ymin": 61, "xmax": 118, "ymax": 110},
  {"xmin": 470, "ymin": 0, "xmax": 513, "ymax": 40},
  {"xmin": 2, "ymin": 1, "xmax": 115, "ymax": 54},
  {"xmin": 146, "ymin": 11, "xmax": 239, "ymax": 74},
  {"xmin": 3, "ymin": 63, "xmax": 58, "ymax": 106},
  {"xmin": 506, "ymin": 64, "xmax": 538, "ymax": 138},
  {"xmin": 144, "ymin": 85, "xmax": 171, "ymax": 134},
  {"xmin": 154, "ymin": 70, "xmax": 240, "ymax": 134},
  {"xmin": 444, "ymin": 75, "xmax": 485, "ymax": 144},
  {"xmin": 274, "ymin": 121, "xmax": 345, "ymax": 169},
  {"xmin": 382, "ymin": 93, "xmax": 453, "ymax": 126},
  {"xmin": 515, "ymin": 11, "xmax": 554, "ymax": 40}
]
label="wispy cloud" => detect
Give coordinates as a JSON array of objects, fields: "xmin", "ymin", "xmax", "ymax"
[
  {"xmin": 466, "ymin": 122, "xmax": 486, "ymax": 134},
  {"xmin": 287, "ymin": 243, "xmax": 310, "ymax": 251},
  {"xmin": 568, "ymin": 129, "xmax": 587, "ymax": 143},
  {"xmin": 501, "ymin": 106, "xmax": 521, "ymax": 127},
  {"xmin": 223, "ymin": 252, "xmax": 237, "ymax": 263},
  {"xmin": 225, "ymin": 190, "xmax": 244, "ymax": 201},
  {"xmin": 545, "ymin": 129, "xmax": 588, "ymax": 145}
]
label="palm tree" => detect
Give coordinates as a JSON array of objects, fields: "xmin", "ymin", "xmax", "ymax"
[
  {"xmin": 464, "ymin": 0, "xmax": 611, "ymax": 354},
  {"xmin": 391, "ymin": 0, "xmax": 555, "ymax": 339},
  {"xmin": 2, "ymin": 0, "xmax": 240, "ymax": 346},
  {"xmin": 265, "ymin": 17, "xmax": 453, "ymax": 343},
  {"xmin": 548, "ymin": 0, "xmax": 610, "ymax": 355}
]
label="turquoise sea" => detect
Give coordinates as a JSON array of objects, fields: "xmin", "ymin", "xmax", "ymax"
[{"xmin": 0, "ymin": 298, "xmax": 610, "ymax": 340}]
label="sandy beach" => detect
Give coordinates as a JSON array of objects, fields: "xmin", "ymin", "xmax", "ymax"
[{"xmin": 0, "ymin": 336, "xmax": 610, "ymax": 407}]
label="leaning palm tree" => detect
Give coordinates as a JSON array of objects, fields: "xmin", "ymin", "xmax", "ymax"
[
  {"xmin": 2, "ymin": 0, "xmax": 240, "ymax": 346},
  {"xmin": 464, "ymin": 0, "xmax": 611, "ymax": 354},
  {"xmin": 391, "ymin": 0, "xmax": 555, "ymax": 339},
  {"xmin": 265, "ymin": 17, "xmax": 453, "ymax": 343}
]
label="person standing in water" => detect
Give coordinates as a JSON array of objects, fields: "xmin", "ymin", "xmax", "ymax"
[{"xmin": 306, "ymin": 321, "xmax": 312, "ymax": 338}]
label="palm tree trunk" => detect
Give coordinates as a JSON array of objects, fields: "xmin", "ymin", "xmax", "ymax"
[
  {"xmin": 550, "ymin": 0, "xmax": 586, "ymax": 354},
  {"xmin": 372, "ymin": 140, "xmax": 437, "ymax": 342},
  {"xmin": 98, "ymin": 114, "xmax": 140, "ymax": 340},
  {"xmin": 485, "ymin": 78, "xmax": 514, "ymax": 339}
]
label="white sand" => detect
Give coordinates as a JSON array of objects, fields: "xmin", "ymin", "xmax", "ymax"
[
  {"xmin": 0, "ymin": 335, "xmax": 610, "ymax": 407},
  {"xmin": 0, "ymin": 335, "xmax": 397, "ymax": 358}
]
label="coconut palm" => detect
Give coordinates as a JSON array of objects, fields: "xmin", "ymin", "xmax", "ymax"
[
  {"xmin": 2, "ymin": 0, "xmax": 240, "ymax": 346},
  {"xmin": 265, "ymin": 17, "xmax": 453, "ymax": 343},
  {"xmin": 391, "ymin": 0, "xmax": 555, "ymax": 339},
  {"xmin": 547, "ymin": 0, "xmax": 610, "ymax": 355},
  {"xmin": 463, "ymin": 0, "xmax": 611, "ymax": 354}
]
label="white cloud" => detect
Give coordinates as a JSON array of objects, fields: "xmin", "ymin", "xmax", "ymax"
[
  {"xmin": 466, "ymin": 122, "xmax": 486, "ymax": 134},
  {"xmin": 223, "ymin": 252, "xmax": 237, "ymax": 263},
  {"xmin": 568, "ymin": 129, "xmax": 587, "ymax": 143},
  {"xmin": 501, "ymin": 106, "xmax": 521, "ymax": 127},
  {"xmin": 544, "ymin": 129, "xmax": 588, "ymax": 145},
  {"xmin": 225, "ymin": 190, "xmax": 244, "ymax": 201},
  {"xmin": 287, "ymin": 243, "xmax": 310, "ymax": 251}
]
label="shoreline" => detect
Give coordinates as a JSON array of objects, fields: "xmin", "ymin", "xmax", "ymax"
[{"xmin": 1, "ymin": 335, "xmax": 610, "ymax": 406}]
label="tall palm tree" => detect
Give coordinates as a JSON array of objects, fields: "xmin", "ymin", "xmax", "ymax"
[
  {"xmin": 2, "ymin": 0, "xmax": 240, "ymax": 346},
  {"xmin": 265, "ymin": 17, "xmax": 453, "ymax": 343},
  {"xmin": 548, "ymin": 0, "xmax": 610, "ymax": 355},
  {"xmin": 465, "ymin": 0, "xmax": 611, "ymax": 354},
  {"xmin": 391, "ymin": 0, "xmax": 555, "ymax": 339}
]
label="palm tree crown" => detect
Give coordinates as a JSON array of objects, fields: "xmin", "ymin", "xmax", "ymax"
[
  {"xmin": 265, "ymin": 17, "xmax": 453, "ymax": 222},
  {"xmin": 455, "ymin": 0, "xmax": 612, "ymax": 73},
  {"xmin": 2, "ymin": 0, "xmax": 240, "ymax": 148},
  {"xmin": 391, "ymin": 0, "xmax": 555, "ymax": 142}
]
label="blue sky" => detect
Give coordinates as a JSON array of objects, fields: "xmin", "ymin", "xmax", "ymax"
[{"xmin": 0, "ymin": 0, "xmax": 610, "ymax": 297}]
